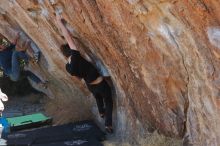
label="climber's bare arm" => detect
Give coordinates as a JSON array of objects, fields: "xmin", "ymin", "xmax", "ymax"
[{"xmin": 56, "ymin": 14, "xmax": 77, "ymax": 51}]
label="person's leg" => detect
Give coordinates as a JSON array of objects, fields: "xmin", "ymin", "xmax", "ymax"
[
  {"xmin": 22, "ymin": 39, "xmax": 40, "ymax": 63},
  {"xmin": 86, "ymin": 83, "xmax": 106, "ymax": 116},
  {"xmin": 103, "ymin": 89, "xmax": 113, "ymax": 127},
  {"xmin": 94, "ymin": 93, "xmax": 105, "ymax": 115},
  {"xmin": 30, "ymin": 42, "xmax": 40, "ymax": 62},
  {"xmin": 97, "ymin": 81, "xmax": 113, "ymax": 128},
  {"xmin": 10, "ymin": 51, "xmax": 23, "ymax": 81},
  {"xmin": 22, "ymin": 70, "xmax": 42, "ymax": 84},
  {"xmin": 10, "ymin": 50, "xmax": 30, "ymax": 81},
  {"xmin": 14, "ymin": 49, "xmax": 29, "ymax": 63}
]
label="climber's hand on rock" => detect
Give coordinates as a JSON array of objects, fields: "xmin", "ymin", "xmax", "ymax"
[
  {"xmin": 68, "ymin": 56, "xmax": 71, "ymax": 63},
  {"xmin": 55, "ymin": 12, "xmax": 62, "ymax": 21}
]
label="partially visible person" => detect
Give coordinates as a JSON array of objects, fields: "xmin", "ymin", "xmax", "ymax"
[
  {"xmin": 0, "ymin": 32, "xmax": 47, "ymax": 88},
  {"xmin": 56, "ymin": 13, "xmax": 113, "ymax": 133},
  {"xmin": 0, "ymin": 89, "xmax": 8, "ymax": 116}
]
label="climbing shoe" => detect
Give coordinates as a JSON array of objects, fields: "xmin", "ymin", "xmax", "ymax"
[
  {"xmin": 38, "ymin": 80, "xmax": 48, "ymax": 89},
  {"xmin": 33, "ymin": 51, "xmax": 40, "ymax": 63},
  {"xmin": 105, "ymin": 126, "xmax": 113, "ymax": 134},
  {"xmin": 100, "ymin": 113, "xmax": 105, "ymax": 118}
]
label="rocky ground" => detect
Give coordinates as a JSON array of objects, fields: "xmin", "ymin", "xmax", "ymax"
[
  {"xmin": 0, "ymin": 86, "xmax": 182, "ymax": 146},
  {"xmin": 3, "ymin": 93, "xmax": 46, "ymax": 118},
  {"xmin": 1, "ymin": 92, "xmax": 182, "ymax": 146}
]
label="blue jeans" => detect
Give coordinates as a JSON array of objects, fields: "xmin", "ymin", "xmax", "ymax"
[{"xmin": 9, "ymin": 51, "xmax": 41, "ymax": 84}]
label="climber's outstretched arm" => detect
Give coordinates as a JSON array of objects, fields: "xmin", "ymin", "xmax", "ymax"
[{"xmin": 56, "ymin": 14, "xmax": 77, "ymax": 51}]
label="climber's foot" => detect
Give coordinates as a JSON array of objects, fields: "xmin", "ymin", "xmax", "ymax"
[
  {"xmin": 100, "ymin": 113, "xmax": 105, "ymax": 118},
  {"xmin": 38, "ymin": 80, "xmax": 48, "ymax": 89},
  {"xmin": 105, "ymin": 126, "xmax": 113, "ymax": 134},
  {"xmin": 33, "ymin": 51, "xmax": 40, "ymax": 63}
]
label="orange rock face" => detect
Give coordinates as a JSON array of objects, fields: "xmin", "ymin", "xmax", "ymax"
[{"xmin": 0, "ymin": 0, "xmax": 220, "ymax": 145}]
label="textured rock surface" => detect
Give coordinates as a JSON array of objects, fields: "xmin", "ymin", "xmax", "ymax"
[{"xmin": 0, "ymin": 0, "xmax": 220, "ymax": 145}]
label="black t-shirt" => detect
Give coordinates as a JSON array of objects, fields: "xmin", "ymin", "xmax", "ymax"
[{"xmin": 65, "ymin": 50, "xmax": 100, "ymax": 83}]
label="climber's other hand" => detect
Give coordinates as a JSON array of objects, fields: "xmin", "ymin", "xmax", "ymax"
[{"xmin": 55, "ymin": 11, "xmax": 62, "ymax": 21}]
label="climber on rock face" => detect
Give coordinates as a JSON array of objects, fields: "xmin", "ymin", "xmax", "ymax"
[
  {"xmin": 56, "ymin": 13, "xmax": 113, "ymax": 133},
  {"xmin": 0, "ymin": 33, "xmax": 47, "ymax": 88}
]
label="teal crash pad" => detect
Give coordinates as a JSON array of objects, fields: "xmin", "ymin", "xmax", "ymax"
[{"xmin": 6, "ymin": 113, "xmax": 52, "ymax": 131}]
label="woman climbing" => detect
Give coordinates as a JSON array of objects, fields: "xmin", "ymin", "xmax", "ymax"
[
  {"xmin": 0, "ymin": 32, "xmax": 47, "ymax": 88},
  {"xmin": 56, "ymin": 13, "xmax": 113, "ymax": 133}
]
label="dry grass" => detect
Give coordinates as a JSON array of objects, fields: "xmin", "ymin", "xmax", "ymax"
[
  {"xmin": 138, "ymin": 131, "xmax": 182, "ymax": 146},
  {"xmin": 103, "ymin": 131, "xmax": 182, "ymax": 146}
]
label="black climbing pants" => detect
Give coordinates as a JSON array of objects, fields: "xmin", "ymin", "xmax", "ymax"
[{"xmin": 86, "ymin": 80, "xmax": 113, "ymax": 127}]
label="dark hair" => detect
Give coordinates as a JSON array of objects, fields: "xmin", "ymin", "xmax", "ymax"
[{"xmin": 60, "ymin": 44, "xmax": 72, "ymax": 57}]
